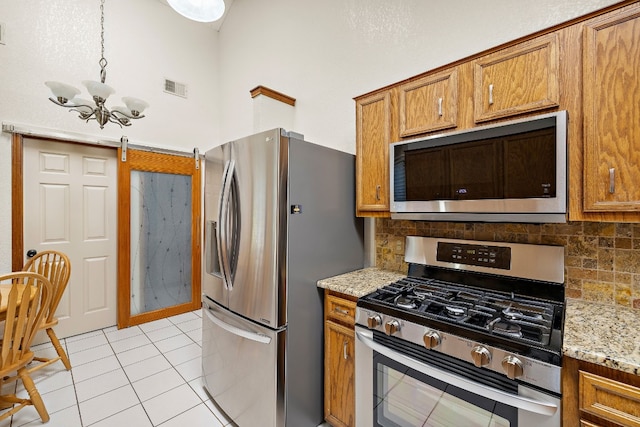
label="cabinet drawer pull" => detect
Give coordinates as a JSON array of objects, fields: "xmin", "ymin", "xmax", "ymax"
[
  {"xmin": 334, "ymin": 306, "xmax": 349, "ymax": 315},
  {"xmin": 343, "ymin": 340, "xmax": 349, "ymax": 360},
  {"xmin": 438, "ymin": 97, "xmax": 443, "ymax": 116},
  {"xmin": 375, "ymin": 184, "xmax": 381, "ymax": 201},
  {"xmin": 489, "ymin": 84, "xmax": 494, "ymax": 105},
  {"xmin": 609, "ymin": 168, "xmax": 615, "ymax": 193}
]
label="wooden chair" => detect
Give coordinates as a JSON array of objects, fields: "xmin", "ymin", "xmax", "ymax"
[
  {"xmin": 22, "ymin": 250, "xmax": 72, "ymax": 372},
  {"xmin": 0, "ymin": 271, "xmax": 53, "ymax": 423}
]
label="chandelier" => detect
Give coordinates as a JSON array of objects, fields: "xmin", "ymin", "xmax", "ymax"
[
  {"xmin": 167, "ymin": 0, "xmax": 226, "ymax": 23},
  {"xmin": 45, "ymin": 0, "xmax": 148, "ymax": 129}
]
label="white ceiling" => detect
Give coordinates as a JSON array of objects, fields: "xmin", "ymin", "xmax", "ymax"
[{"xmin": 155, "ymin": 0, "xmax": 234, "ymax": 31}]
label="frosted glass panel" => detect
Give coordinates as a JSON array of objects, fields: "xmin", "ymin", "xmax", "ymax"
[{"xmin": 130, "ymin": 171, "xmax": 192, "ymax": 315}]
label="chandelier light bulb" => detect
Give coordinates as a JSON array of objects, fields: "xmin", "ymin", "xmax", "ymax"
[
  {"xmin": 167, "ymin": 0, "xmax": 225, "ymax": 23},
  {"xmin": 45, "ymin": 81, "xmax": 81, "ymax": 104},
  {"xmin": 82, "ymin": 80, "xmax": 115, "ymax": 101}
]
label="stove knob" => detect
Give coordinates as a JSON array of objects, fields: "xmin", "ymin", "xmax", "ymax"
[
  {"xmin": 384, "ymin": 320, "xmax": 400, "ymax": 336},
  {"xmin": 367, "ymin": 315, "xmax": 382, "ymax": 329},
  {"xmin": 423, "ymin": 330, "xmax": 441, "ymax": 349},
  {"xmin": 501, "ymin": 355, "xmax": 524, "ymax": 379},
  {"xmin": 470, "ymin": 345, "xmax": 491, "ymax": 367}
]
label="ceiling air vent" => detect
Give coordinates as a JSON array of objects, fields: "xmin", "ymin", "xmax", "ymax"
[{"xmin": 164, "ymin": 78, "xmax": 188, "ymax": 98}]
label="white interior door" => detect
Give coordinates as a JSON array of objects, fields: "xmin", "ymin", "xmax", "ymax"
[{"xmin": 23, "ymin": 138, "xmax": 118, "ymax": 338}]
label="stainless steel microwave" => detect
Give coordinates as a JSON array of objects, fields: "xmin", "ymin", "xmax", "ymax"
[{"xmin": 390, "ymin": 110, "xmax": 568, "ymax": 223}]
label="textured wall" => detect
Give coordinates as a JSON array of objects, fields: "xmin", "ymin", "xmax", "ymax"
[
  {"xmin": 376, "ymin": 219, "xmax": 640, "ymax": 309},
  {"xmin": 0, "ymin": 0, "xmax": 219, "ymax": 273},
  {"xmin": 216, "ymin": 0, "xmax": 621, "ymax": 153}
]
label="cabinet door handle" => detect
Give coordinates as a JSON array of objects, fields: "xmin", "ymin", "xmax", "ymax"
[
  {"xmin": 489, "ymin": 84, "xmax": 494, "ymax": 105},
  {"xmin": 438, "ymin": 97, "xmax": 443, "ymax": 116},
  {"xmin": 375, "ymin": 184, "xmax": 381, "ymax": 201},
  {"xmin": 343, "ymin": 340, "xmax": 349, "ymax": 360},
  {"xmin": 609, "ymin": 168, "xmax": 615, "ymax": 193},
  {"xmin": 334, "ymin": 306, "xmax": 349, "ymax": 316}
]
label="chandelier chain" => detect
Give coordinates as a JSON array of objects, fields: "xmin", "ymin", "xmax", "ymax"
[{"xmin": 99, "ymin": 0, "xmax": 107, "ymax": 83}]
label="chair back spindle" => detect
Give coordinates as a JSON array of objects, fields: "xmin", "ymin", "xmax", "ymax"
[{"xmin": 0, "ymin": 273, "xmax": 52, "ymax": 371}]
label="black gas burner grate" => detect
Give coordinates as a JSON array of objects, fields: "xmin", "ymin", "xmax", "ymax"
[{"xmin": 363, "ymin": 276, "xmax": 558, "ymax": 347}]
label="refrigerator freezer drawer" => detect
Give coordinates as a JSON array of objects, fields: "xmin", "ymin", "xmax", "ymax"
[{"xmin": 202, "ymin": 298, "xmax": 285, "ymax": 427}]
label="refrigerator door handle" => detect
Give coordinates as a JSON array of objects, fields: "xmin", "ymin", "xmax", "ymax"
[
  {"xmin": 204, "ymin": 304, "xmax": 272, "ymax": 344},
  {"xmin": 226, "ymin": 165, "xmax": 241, "ymax": 290},
  {"xmin": 217, "ymin": 159, "xmax": 235, "ymax": 290}
]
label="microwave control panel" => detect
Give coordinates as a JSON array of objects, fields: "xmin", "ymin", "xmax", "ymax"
[{"xmin": 436, "ymin": 242, "xmax": 511, "ymax": 270}]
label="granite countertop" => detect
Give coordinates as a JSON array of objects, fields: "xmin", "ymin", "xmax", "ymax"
[
  {"xmin": 563, "ymin": 298, "xmax": 640, "ymax": 375},
  {"xmin": 317, "ymin": 267, "xmax": 405, "ymax": 298}
]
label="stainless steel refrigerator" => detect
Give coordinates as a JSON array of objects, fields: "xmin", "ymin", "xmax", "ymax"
[{"xmin": 201, "ymin": 128, "xmax": 364, "ymax": 426}]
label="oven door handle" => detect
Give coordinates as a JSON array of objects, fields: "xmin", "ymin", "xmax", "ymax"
[{"xmin": 355, "ymin": 329, "xmax": 558, "ymax": 417}]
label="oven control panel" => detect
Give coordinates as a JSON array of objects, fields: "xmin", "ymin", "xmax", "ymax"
[
  {"xmin": 355, "ymin": 307, "xmax": 561, "ymax": 394},
  {"xmin": 436, "ymin": 242, "xmax": 511, "ymax": 270}
]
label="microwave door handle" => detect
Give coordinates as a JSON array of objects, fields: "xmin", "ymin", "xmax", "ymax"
[
  {"xmin": 204, "ymin": 304, "xmax": 271, "ymax": 344},
  {"xmin": 217, "ymin": 159, "xmax": 234, "ymax": 290},
  {"xmin": 355, "ymin": 330, "xmax": 558, "ymax": 417}
]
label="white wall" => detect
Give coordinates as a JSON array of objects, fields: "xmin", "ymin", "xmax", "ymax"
[
  {"xmin": 0, "ymin": 0, "xmax": 219, "ymax": 272},
  {"xmin": 0, "ymin": 0, "xmax": 621, "ymax": 272},
  {"xmin": 216, "ymin": 0, "xmax": 620, "ymax": 153}
]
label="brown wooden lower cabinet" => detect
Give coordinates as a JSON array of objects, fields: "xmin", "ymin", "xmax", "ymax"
[
  {"xmin": 563, "ymin": 356, "xmax": 640, "ymax": 427},
  {"xmin": 324, "ymin": 290, "xmax": 357, "ymax": 427}
]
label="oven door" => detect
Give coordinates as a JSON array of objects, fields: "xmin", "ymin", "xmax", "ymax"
[{"xmin": 355, "ymin": 327, "xmax": 561, "ymax": 427}]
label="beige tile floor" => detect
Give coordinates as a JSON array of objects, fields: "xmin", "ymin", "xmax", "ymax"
[{"xmin": 0, "ymin": 309, "xmax": 230, "ymax": 427}]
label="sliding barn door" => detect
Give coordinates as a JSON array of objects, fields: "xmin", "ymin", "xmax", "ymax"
[{"xmin": 118, "ymin": 148, "xmax": 201, "ymax": 328}]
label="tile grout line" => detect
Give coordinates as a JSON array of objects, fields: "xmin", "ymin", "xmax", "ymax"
[
  {"xmin": 5, "ymin": 310, "xmax": 213, "ymax": 427},
  {"xmin": 64, "ymin": 336, "xmax": 85, "ymax": 427},
  {"xmin": 139, "ymin": 310, "xmax": 227, "ymax": 427}
]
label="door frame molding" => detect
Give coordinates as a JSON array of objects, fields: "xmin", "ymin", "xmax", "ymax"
[{"xmin": 11, "ymin": 133, "xmax": 24, "ymax": 272}]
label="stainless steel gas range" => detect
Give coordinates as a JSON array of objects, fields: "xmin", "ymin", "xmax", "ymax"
[{"xmin": 355, "ymin": 236, "xmax": 565, "ymax": 427}]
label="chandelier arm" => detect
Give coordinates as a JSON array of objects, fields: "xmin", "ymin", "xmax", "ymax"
[
  {"xmin": 112, "ymin": 110, "xmax": 146, "ymax": 120},
  {"xmin": 48, "ymin": 97, "xmax": 72, "ymax": 107},
  {"xmin": 108, "ymin": 115, "xmax": 128, "ymax": 127},
  {"xmin": 49, "ymin": 98, "xmax": 96, "ymax": 114},
  {"xmin": 68, "ymin": 108, "xmax": 96, "ymax": 120}
]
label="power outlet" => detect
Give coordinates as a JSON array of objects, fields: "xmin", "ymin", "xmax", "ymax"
[{"xmin": 0, "ymin": 22, "xmax": 5, "ymax": 45}]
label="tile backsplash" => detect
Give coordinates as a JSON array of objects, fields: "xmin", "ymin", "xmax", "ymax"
[{"xmin": 375, "ymin": 219, "xmax": 640, "ymax": 309}]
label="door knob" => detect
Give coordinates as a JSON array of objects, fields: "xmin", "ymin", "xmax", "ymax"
[{"xmin": 26, "ymin": 249, "xmax": 37, "ymax": 259}]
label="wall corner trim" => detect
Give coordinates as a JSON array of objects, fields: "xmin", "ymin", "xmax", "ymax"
[{"xmin": 250, "ymin": 85, "xmax": 296, "ymax": 106}]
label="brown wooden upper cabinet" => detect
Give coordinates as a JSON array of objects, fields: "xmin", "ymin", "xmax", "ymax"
[
  {"xmin": 583, "ymin": 7, "xmax": 640, "ymax": 212},
  {"xmin": 473, "ymin": 33, "xmax": 560, "ymax": 123},
  {"xmin": 356, "ymin": 90, "xmax": 393, "ymax": 216},
  {"xmin": 399, "ymin": 68, "xmax": 459, "ymax": 137}
]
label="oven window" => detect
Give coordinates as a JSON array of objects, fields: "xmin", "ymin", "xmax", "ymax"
[{"xmin": 374, "ymin": 352, "xmax": 516, "ymax": 427}]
